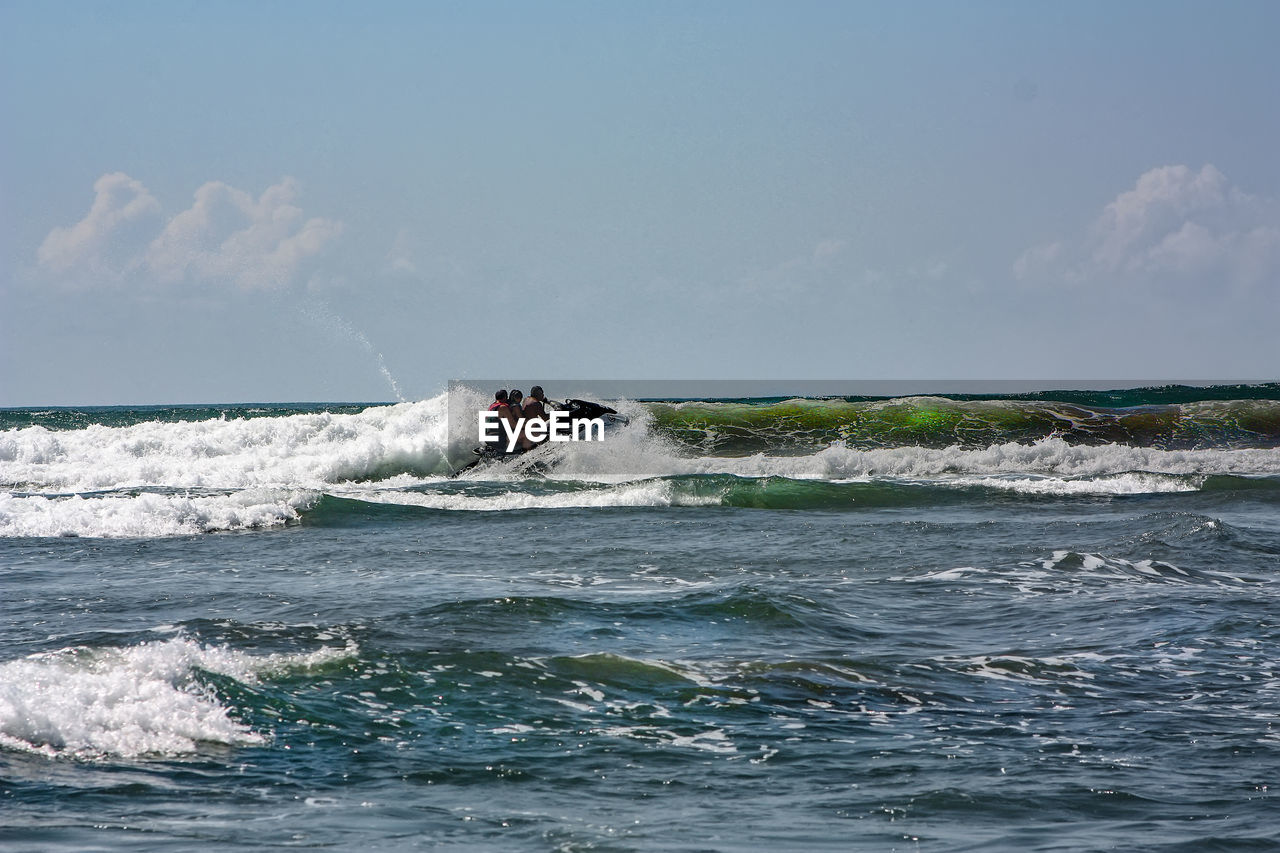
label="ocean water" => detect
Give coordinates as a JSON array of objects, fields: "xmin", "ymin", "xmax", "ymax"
[{"xmin": 2, "ymin": 386, "xmax": 1279, "ymax": 851}]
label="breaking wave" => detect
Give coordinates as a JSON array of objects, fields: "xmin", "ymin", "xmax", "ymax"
[
  {"xmin": 0, "ymin": 637, "xmax": 354, "ymax": 758},
  {"xmin": 2, "ymin": 386, "xmax": 1278, "ymax": 537},
  {"xmin": 646, "ymin": 392, "xmax": 1280, "ymax": 453}
]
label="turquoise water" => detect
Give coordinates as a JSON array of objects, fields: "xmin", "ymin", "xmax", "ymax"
[{"xmin": 3, "ymin": 388, "xmax": 1279, "ymax": 850}]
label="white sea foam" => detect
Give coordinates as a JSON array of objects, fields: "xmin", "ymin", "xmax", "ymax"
[
  {"xmin": 6, "ymin": 398, "xmax": 1279, "ymax": 496},
  {"xmin": 358, "ymin": 480, "xmax": 719, "ymax": 512},
  {"xmin": 4, "ymin": 394, "xmax": 1280, "ymax": 536},
  {"xmin": 0, "ymin": 638, "xmax": 353, "ymax": 758},
  {"xmin": 896, "ymin": 549, "xmax": 1244, "ymax": 594},
  {"xmin": 0, "ymin": 397, "xmax": 451, "ymax": 492},
  {"xmin": 941, "ymin": 472, "xmax": 1200, "ymax": 496},
  {"xmin": 687, "ymin": 440, "xmax": 1280, "ymax": 481},
  {"xmin": 539, "ymin": 429, "xmax": 1280, "ymax": 483},
  {"xmin": 0, "ymin": 490, "xmax": 314, "ymax": 538},
  {"xmin": 1038, "ymin": 550, "xmax": 1196, "ymax": 580}
]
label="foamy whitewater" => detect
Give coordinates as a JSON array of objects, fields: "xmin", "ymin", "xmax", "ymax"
[
  {"xmin": 0, "ymin": 637, "xmax": 354, "ymax": 758},
  {"xmin": 4, "ymin": 390, "xmax": 1280, "ymax": 537},
  {"xmin": 2, "ymin": 386, "xmax": 1278, "ymax": 851}
]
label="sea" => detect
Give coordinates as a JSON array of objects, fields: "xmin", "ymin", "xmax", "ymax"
[{"xmin": 2, "ymin": 384, "xmax": 1279, "ymax": 851}]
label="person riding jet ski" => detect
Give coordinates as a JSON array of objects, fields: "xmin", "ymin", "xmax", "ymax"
[{"xmin": 455, "ymin": 386, "xmax": 628, "ymax": 476}]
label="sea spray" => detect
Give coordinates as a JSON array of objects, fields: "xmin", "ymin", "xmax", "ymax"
[{"xmin": 298, "ymin": 300, "xmax": 406, "ymax": 402}]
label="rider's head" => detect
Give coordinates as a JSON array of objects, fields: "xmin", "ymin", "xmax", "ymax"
[
  {"xmin": 510, "ymin": 389, "xmax": 524, "ymax": 403},
  {"xmin": 529, "ymin": 385, "xmax": 544, "ymax": 400},
  {"xmin": 494, "ymin": 389, "xmax": 508, "ymax": 402}
]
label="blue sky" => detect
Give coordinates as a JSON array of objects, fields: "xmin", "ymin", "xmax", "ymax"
[{"xmin": 3, "ymin": 0, "xmax": 1278, "ymax": 404}]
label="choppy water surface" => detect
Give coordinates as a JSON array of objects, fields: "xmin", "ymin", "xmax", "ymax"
[{"xmin": 2, "ymin": 387, "xmax": 1278, "ymax": 851}]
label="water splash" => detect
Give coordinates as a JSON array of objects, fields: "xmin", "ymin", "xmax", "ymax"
[{"xmin": 298, "ymin": 301, "xmax": 406, "ymax": 402}]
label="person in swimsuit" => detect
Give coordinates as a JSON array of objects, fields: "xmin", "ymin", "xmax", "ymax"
[
  {"xmin": 484, "ymin": 390, "xmax": 510, "ymax": 450},
  {"xmin": 521, "ymin": 385, "xmax": 550, "ymax": 447},
  {"xmin": 507, "ymin": 390, "xmax": 533, "ymax": 451}
]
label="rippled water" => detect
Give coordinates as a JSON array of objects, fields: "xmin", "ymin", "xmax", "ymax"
[{"xmin": 3, "ymin": 393, "xmax": 1279, "ymax": 850}]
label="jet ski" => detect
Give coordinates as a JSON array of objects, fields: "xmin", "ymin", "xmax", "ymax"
[
  {"xmin": 555, "ymin": 398, "xmax": 629, "ymax": 427},
  {"xmin": 450, "ymin": 399, "xmax": 628, "ymax": 477}
]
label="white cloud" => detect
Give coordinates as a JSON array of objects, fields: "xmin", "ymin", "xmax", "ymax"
[
  {"xmin": 38, "ymin": 173, "xmax": 343, "ymax": 290},
  {"xmin": 1012, "ymin": 241, "xmax": 1062, "ymax": 281},
  {"xmin": 1016, "ymin": 164, "xmax": 1280, "ymax": 288},
  {"xmin": 145, "ymin": 177, "xmax": 343, "ymax": 290},
  {"xmin": 37, "ymin": 172, "xmax": 161, "ymax": 276},
  {"xmin": 812, "ymin": 238, "xmax": 850, "ymax": 262},
  {"xmin": 385, "ymin": 228, "xmax": 418, "ymax": 275}
]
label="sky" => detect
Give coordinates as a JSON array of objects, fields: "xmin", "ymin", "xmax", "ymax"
[{"xmin": 2, "ymin": 0, "xmax": 1278, "ymax": 405}]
